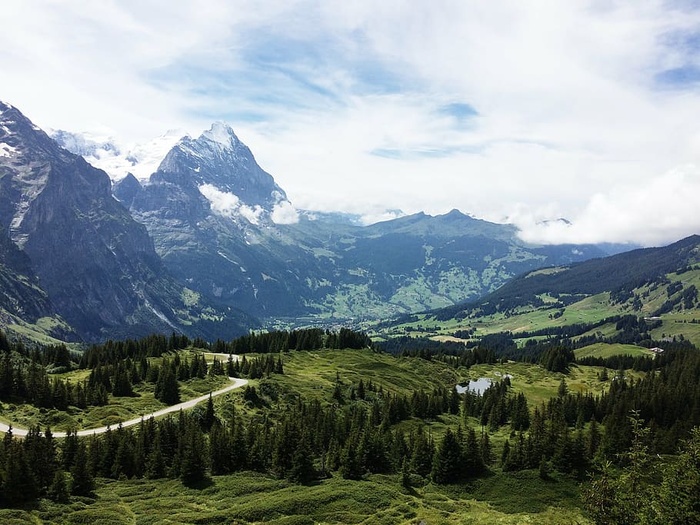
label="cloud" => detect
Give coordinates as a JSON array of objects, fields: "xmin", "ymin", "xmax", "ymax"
[
  {"xmin": 199, "ymin": 183, "xmax": 241, "ymax": 217},
  {"xmin": 2, "ymin": 2, "xmax": 700, "ymax": 245},
  {"xmin": 271, "ymin": 201, "xmax": 299, "ymax": 225},
  {"xmin": 513, "ymin": 165, "xmax": 700, "ymax": 247},
  {"xmin": 198, "ymin": 183, "xmax": 264, "ymax": 225}
]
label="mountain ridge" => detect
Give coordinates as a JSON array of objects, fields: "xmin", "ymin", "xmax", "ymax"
[
  {"xmin": 2, "ymin": 100, "xmax": 677, "ymax": 341},
  {"xmin": 0, "ymin": 101, "xmax": 255, "ymax": 342},
  {"xmin": 428, "ymin": 233, "xmax": 700, "ymax": 322}
]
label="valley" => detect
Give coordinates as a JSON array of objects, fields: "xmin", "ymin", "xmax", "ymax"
[{"xmin": 1, "ymin": 99, "xmax": 699, "ymax": 524}]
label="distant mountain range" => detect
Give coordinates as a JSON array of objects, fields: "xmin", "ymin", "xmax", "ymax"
[{"xmin": 0, "ymin": 100, "xmax": 655, "ymax": 342}]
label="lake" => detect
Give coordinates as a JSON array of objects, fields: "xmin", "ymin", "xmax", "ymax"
[{"xmin": 456, "ymin": 374, "xmax": 512, "ymax": 395}]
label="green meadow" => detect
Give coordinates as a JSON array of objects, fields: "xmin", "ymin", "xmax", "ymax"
[
  {"xmin": 0, "ymin": 469, "xmax": 591, "ymax": 524},
  {"xmin": 0, "ymin": 346, "xmax": 610, "ymax": 523}
]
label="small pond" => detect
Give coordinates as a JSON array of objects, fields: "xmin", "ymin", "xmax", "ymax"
[{"xmin": 456, "ymin": 374, "xmax": 512, "ymax": 395}]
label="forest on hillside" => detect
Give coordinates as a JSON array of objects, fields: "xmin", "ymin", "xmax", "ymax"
[{"xmin": 0, "ymin": 328, "xmax": 698, "ymax": 523}]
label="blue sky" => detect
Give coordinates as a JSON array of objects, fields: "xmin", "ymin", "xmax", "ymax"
[{"xmin": 2, "ymin": 1, "xmax": 700, "ymax": 246}]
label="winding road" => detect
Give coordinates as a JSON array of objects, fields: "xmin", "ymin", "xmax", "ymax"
[{"xmin": 0, "ymin": 352, "xmax": 248, "ymax": 438}]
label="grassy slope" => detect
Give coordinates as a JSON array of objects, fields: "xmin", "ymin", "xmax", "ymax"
[
  {"xmin": 378, "ymin": 267, "xmax": 700, "ymax": 348},
  {"xmin": 574, "ymin": 343, "xmax": 655, "ymax": 359},
  {"xmin": 268, "ymin": 349, "xmax": 462, "ymax": 402},
  {"xmin": 0, "ymin": 348, "xmax": 599, "ymax": 524},
  {"xmin": 0, "ymin": 350, "xmax": 232, "ymax": 432},
  {"xmin": 1, "ymin": 471, "xmax": 590, "ymax": 525}
]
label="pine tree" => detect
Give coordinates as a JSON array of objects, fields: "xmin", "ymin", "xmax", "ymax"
[
  {"xmin": 155, "ymin": 366, "xmax": 180, "ymax": 405},
  {"xmin": 179, "ymin": 423, "xmax": 207, "ymax": 486},
  {"xmin": 70, "ymin": 442, "xmax": 95, "ymax": 497},
  {"xmin": 558, "ymin": 378, "xmax": 568, "ymax": 397},
  {"xmin": 145, "ymin": 442, "xmax": 166, "ymax": 479},
  {"xmin": 202, "ymin": 394, "xmax": 216, "ymax": 432},
  {"xmin": 357, "ymin": 379, "xmax": 366, "ymax": 400},
  {"xmin": 480, "ymin": 431, "xmax": 493, "ymax": 466},
  {"xmin": 461, "ymin": 427, "xmax": 484, "ymax": 477},
  {"xmin": 289, "ymin": 435, "xmax": 315, "ymax": 484},
  {"xmin": 62, "ymin": 429, "xmax": 79, "ymax": 470},
  {"xmin": 652, "ymin": 427, "xmax": 700, "ymax": 524},
  {"xmin": 3, "ymin": 440, "xmax": 38, "ymax": 505},
  {"xmin": 431, "ymin": 429, "xmax": 463, "ymax": 484},
  {"xmin": 401, "ymin": 457, "xmax": 411, "ymax": 488},
  {"xmin": 48, "ymin": 470, "xmax": 70, "ymax": 503},
  {"xmin": 410, "ymin": 428, "xmax": 434, "ymax": 478},
  {"xmin": 340, "ymin": 433, "xmax": 364, "ymax": 480},
  {"xmin": 501, "ymin": 439, "xmax": 511, "ymax": 469},
  {"xmin": 112, "ymin": 362, "xmax": 134, "ymax": 397}
]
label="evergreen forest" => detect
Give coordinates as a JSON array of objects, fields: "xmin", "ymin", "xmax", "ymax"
[{"xmin": 0, "ymin": 327, "xmax": 698, "ymax": 524}]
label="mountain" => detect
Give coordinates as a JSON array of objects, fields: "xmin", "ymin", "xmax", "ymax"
[
  {"xmin": 51, "ymin": 128, "xmax": 186, "ymax": 181},
  {"xmin": 429, "ymin": 234, "xmax": 700, "ymax": 322},
  {"xmin": 0, "ymin": 225, "xmax": 76, "ymax": 341},
  {"xmin": 0, "ymin": 102, "xmax": 254, "ymax": 341},
  {"xmin": 110, "ymin": 123, "xmax": 616, "ymax": 323},
  {"xmin": 41, "ymin": 114, "xmax": 637, "ymax": 331},
  {"xmin": 112, "ymin": 122, "xmax": 314, "ymax": 319}
]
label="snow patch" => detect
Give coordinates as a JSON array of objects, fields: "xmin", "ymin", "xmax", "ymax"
[
  {"xmin": 52, "ymin": 128, "xmax": 187, "ymax": 181},
  {"xmin": 217, "ymin": 251, "xmax": 240, "ymax": 266},
  {"xmin": 9, "ymin": 166, "xmax": 50, "ymax": 246},
  {"xmin": 201, "ymin": 121, "xmax": 236, "ymax": 149},
  {"xmin": 0, "ymin": 142, "xmax": 17, "ymax": 157},
  {"xmin": 143, "ymin": 299, "xmax": 178, "ymax": 330}
]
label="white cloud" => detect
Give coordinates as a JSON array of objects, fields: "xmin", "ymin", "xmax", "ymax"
[
  {"xmin": 198, "ymin": 183, "xmax": 240, "ymax": 215},
  {"xmin": 238, "ymin": 204, "xmax": 264, "ymax": 225},
  {"xmin": 359, "ymin": 209, "xmax": 405, "ymax": 226},
  {"xmin": 2, "ymin": 1, "xmax": 700, "ymax": 245},
  {"xmin": 271, "ymin": 201, "xmax": 299, "ymax": 225},
  {"xmin": 514, "ymin": 165, "xmax": 700, "ymax": 247},
  {"xmin": 199, "ymin": 183, "xmax": 268, "ymax": 225}
]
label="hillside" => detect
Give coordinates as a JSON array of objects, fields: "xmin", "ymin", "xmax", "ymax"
[
  {"xmin": 1, "ymin": 327, "xmax": 699, "ymax": 523},
  {"xmin": 61, "ymin": 116, "xmax": 623, "ymax": 327},
  {"xmin": 375, "ymin": 235, "xmax": 700, "ymax": 348},
  {"xmin": 0, "ymin": 331, "xmax": 595, "ymax": 523},
  {"xmin": 0, "ymin": 100, "xmax": 645, "ymax": 341}
]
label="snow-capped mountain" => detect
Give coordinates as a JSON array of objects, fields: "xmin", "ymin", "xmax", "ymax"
[
  {"xmin": 0, "ymin": 101, "xmax": 254, "ymax": 341},
  {"xmin": 3, "ymin": 100, "xmax": 625, "ymax": 336},
  {"xmin": 51, "ymin": 128, "xmax": 187, "ymax": 181},
  {"xmin": 112, "ymin": 121, "xmax": 314, "ymax": 318},
  {"xmin": 151, "ymin": 122, "xmax": 296, "ymax": 225}
]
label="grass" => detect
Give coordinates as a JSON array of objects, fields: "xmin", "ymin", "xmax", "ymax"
[
  {"xmin": 2, "ymin": 470, "xmax": 592, "ymax": 524},
  {"xmin": 461, "ymin": 361, "xmax": 617, "ymax": 407},
  {"xmin": 0, "ymin": 347, "xmax": 631, "ymax": 524},
  {"xmin": 0, "ymin": 363, "xmax": 232, "ymax": 433},
  {"xmin": 5, "ymin": 315, "xmax": 78, "ymax": 347},
  {"xmin": 649, "ymin": 312, "xmax": 700, "ymax": 346},
  {"xmin": 574, "ymin": 343, "xmax": 655, "ymax": 359},
  {"xmin": 268, "ymin": 349, "xmax": 462, "ymax": 404}
]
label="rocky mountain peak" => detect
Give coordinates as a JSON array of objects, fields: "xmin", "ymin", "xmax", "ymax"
[
  {"xmin": 0, "ymin": 102, "xmax": 253, "ymax": 341},
  {"xmin": 200, "ymin": 121, "xmax": 241, "ymax": 150},
  {"xmin": 152, "ymin": 122, "xmax": 289, "ymax": 216},
  {"xmin": 1, "ymin": 100, "xmax": 66, "ymax": 162}
]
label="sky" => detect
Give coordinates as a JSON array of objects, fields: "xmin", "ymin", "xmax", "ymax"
[{"xmin": 2, "ymin": 1, "xmax": 700, "ymax": 246}]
